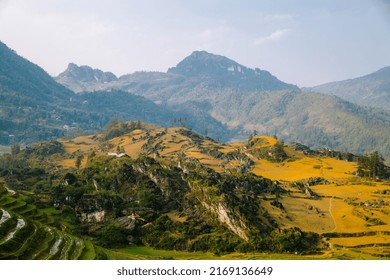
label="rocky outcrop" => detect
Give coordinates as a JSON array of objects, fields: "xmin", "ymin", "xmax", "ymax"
[
  {"xmin": 80, "ymin": 210, "xmax": 105, "ymax": 223},
  {"xmin": 202, "ymin": 201, "xmax": 249, "ymax": 241}
]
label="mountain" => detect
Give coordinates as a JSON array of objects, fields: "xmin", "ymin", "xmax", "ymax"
[
  {"xmin": 167, "ymin": 51, "xmax": 299, "ymax": 91},
  {"xmin": 0, "ymin": 41, "xmax": 229, "ymax": 144},
  {"xmin": 205, "ymin": 89, "xmax": 390, "ymax": 156},
  {"xmin": 55, "ymin": 51, "xmax": 390, "ymax": 159},
  {"xmin": 308, "ymin": 66, "xmax": 390, "ymax": 110},
  {"xmin": 0, "ymin": 41, "xmax": 73, "ymax": 102},
  {"xmin": 55, "ymin": 51, "xmax": 299, "ymax": 93},
  {"xmin": 0, "ymin": 41, "xmax": 88, "ymax": 144},
  {"xmin": 56, "ymin": 63, "xmax": 118, "ymax": 93}
]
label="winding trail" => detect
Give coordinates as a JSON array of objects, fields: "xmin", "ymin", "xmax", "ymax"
[{"xmin": 329, "ymin": 197, "xmax": 337, "ymax": 232}]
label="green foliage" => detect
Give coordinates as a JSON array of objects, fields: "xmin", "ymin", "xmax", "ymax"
[
  {"xmin": 268, "ymin": 228, "xmax": 320, "ymax": 253},
  {"xmin": 95, "ymin": 224, "xmax": 129, "ymax": 248},
  {"xmin": 247, "ymin": 138, "xmax": 288, "ymax": 162},
  {"xmin": 75, "ymin": 154, "xmax": 83, "ymax": 169},
  {"xmin": 102, "ymin": 119, "xmax": 142, "ymax": 140},
  {"xmin": 357, "ymin": 151, "xmax": 388, "ymax": 179}
]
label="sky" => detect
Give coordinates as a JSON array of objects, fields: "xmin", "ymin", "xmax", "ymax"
[{"xmin": 0, "ymin": 0, "xmax": 390, "ymax": 87}]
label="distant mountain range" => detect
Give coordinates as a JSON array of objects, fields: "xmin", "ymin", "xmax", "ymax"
[
  {"xmin": 0, "ymin": 42, "xmax": 227, "ymax": 145},
  {"xmin": 54, "ymin": 50, "xmax": 390, "ymax": 158},
  {"xmin": 1, "ymin": 40, "xmax": 389, "ymax": 158},
  {"xmin": 306, "ymin": 66, "xmax": 390, "ymax": 110}
]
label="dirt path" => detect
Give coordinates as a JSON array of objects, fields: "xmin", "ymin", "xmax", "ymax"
[{"xmin": 329, "ymin": 197, "xmax": 337, "ymax": 232}]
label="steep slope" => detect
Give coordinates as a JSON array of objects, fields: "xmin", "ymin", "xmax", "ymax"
[
  {"xmin": 0, "ymin": 41, "xmax": 73, "ymax": 102},
  {"xmin": 309, "ymin": 66, "xmax": 390, "ymax": 110},
  {"xmin": 0, "ymin": 41, "xmax": 94, "ymax": 144}
]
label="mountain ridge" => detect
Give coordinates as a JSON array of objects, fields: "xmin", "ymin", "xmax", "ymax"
[
  {"xmin": 307, "ymin": 66, "xmax": 390, "ymax": 109},
  {"xmin": 54, "ymin": 52, "xmax": 390, "ymax": 159},
  {"xmin": 56, "ymin": 63, "xmax": 118, "ymax": 93},
  {"xmin": 56, "ymin": 50, "xmax": 299, "ymax": 93}
]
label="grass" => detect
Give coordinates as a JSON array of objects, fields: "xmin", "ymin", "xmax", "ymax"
[
  {"xmin": 80, "ymin": 240, "xmax": 96, "ymax": 260},
  {"xmin": 107, "ymin": 245, "xmax": 383, "ymax": 260}
]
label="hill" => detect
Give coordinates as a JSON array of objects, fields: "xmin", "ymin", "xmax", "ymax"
[
  {"xmin": 1, "ymin": 122, "xmax": 389, "ymax": 259},
  {"xmin": 308, "ymin": 66, "xmax": 390, "ymax": 110}
]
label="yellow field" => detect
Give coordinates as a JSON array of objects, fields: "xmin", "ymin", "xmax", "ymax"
[
  {"xmin": 253, "ymin": 157, "xmax": 356, "ymax": 181},
  {"xmin": 330, "ymin": 234, "xmax": 390, "ymax": 247},
  {"xmin": 270, "ymin": 196, "xmax": 335, "ymax": 233}
]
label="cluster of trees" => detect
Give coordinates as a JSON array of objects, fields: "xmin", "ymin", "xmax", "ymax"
[{"xmin": 357, "ymin": 151, "xmax": 389, "ymax": 179}]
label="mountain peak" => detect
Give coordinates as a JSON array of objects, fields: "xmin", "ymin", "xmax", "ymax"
[
  {"xmin": 168, "ymin": 50, "xmax": 298, "ymax": 91},
  {"xmin": 58, "ymin": 63, "xmax": 117, "ymax": 83},
  {"xmin": 168, "ymin": 51, "xmax": 242, "ymax": 76},
  {"xmin": 55, "ymin": 63, "xmax": 118, "ymax": 92}
]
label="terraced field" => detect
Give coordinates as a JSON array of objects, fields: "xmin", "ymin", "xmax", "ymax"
[{"xmin": 0, "ymin": 192, "xmax": 98, "ymax": 260}]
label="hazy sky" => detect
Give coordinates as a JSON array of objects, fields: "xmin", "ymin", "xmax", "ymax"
[{"xmin": 1, "ymin": 0, "xmax": 390, "ymax": 87}]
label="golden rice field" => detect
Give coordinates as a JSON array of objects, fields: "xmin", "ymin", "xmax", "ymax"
[{"xmin": 252, "ymin": 157, "xmax": 356, "ymax": 181}]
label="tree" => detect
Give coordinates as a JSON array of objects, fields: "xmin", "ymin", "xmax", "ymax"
[
  {"xmin": 11, "ymin": 144, "xmax": 21, "ymax": 155},
  {"xmin": 75, "ymin": 155, "xmax": 84, "ymax": 169},
  {"xmin": 357, "ymin": 151, "xmax": 386, "ymax": 179}
]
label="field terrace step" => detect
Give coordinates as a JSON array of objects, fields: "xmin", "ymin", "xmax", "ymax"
[
  {"xmin": 0, "ymin": 214, "xmax": 17, "ymax": 240},
  {"xmin": 69, "ymin": 238, "xmax": 85, "ymax": 260},
  {"xmin": 47, "ymin": 232, "xmax": 64, "ymax": 260},
  {"xmin": 0, "ymin": 196, "xmax": 14, "ymax": 205},
  {"xmin": 5, "ymin": 224, "xmax": 38, "ymax": 259},
  {"xmin": 32, "ymin": 227, "xmax": 56, "ymax": 259},
  {"xmin": 79, "ymin": 240, "xmax": 96, "ymax": 260},
  {"xmin": 6, "ymin": 201, "xmax": 28, "ymax": 212},
  {"xmin": 0, "ymin": 217, "xmax": 35, "ymax": 257},
  {"xmin": 58, "ymin": 234, "xmax": 74, "ymax": 260},
  {"xmin": 0, "ymin": 209, "xmax": 11, "ymax": 226},
  {"xmin": 17, "ymin": 204, "xmax": 37, "ymax": 217},
  {"xmin": 0, "ymin": 198, "xmax": 18, "ymax": 208},
  {"xmin": 0, "ymin": 218, "xmax": 26, "ymax": 245}
]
